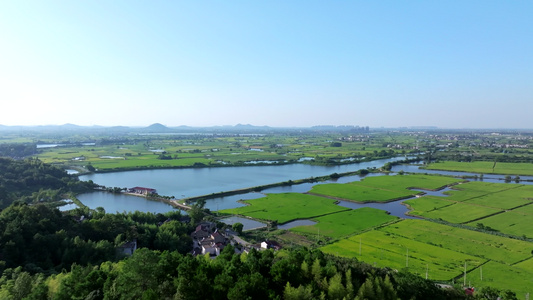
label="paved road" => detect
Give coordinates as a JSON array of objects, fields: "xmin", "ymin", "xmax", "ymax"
[{"xmin": 231, "ymin": 234, "xmax": 251, "ymax": 247}]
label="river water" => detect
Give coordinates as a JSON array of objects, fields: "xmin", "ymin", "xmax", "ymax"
[
  {"xmin": 75, "ymin": 158, "xmax": 533, "ymax": 220},
  {"xmin": 79, "ymin": 157, "xmax": 403, "ymax": 199}
]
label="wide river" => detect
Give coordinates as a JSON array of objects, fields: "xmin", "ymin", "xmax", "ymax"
[
  {"xmin": 79, "ymin": 157, "xmax": 404, "ymax": 200},
  {"xmin": 76, "ymin": 158, "xmax": 533, "ymax": 220}
]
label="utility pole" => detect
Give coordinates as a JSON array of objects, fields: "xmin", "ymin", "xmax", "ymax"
[
  {"xmin": 406, "ymin": 248, "xmax": 409, "ymax": 268},
  {"xmin": 464, "ymin": 262, "xmax": 467, "ymax": 286}
]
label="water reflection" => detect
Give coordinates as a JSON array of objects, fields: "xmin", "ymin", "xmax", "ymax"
[
  {"xmin": 278, "ymin": 219, "xmax": 317, "ymax": 230},
  {"xmin": 77, "ymin": 191, "xmax": 177, "ymax": 214},
  {"xmin": 219, "ymin": 216, "xmax": 267, "ymax": 231}
]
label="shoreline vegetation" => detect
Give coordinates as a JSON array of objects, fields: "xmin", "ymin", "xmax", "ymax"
[{"xmin": 71, "ymin": 154, "xmax": 404, "ymax": 175}]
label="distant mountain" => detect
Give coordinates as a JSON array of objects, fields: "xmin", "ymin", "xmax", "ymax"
[
  {"xmin": 143, "ymin": 123, "xmax": 171, "ymax": 132},
  {"xmin": 60, "ymin": 123, "xmax": 83, "ymax": 129},
  {"xmin": 234, "ymin": 123, "xmax": 270, "ymax": 129},
  {"xmin": 0, "ymin": 123, "xmax": 378, "ymax": 134}
]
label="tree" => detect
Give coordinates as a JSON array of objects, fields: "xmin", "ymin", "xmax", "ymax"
[
  {"xmin": 188, "ymin": 201, "xmax": 205, "ymax": 225},
  {"xmin": 232, "ymin": 222, "xmax": 244, "ymax": 235},
  {"xmin": 86, "ymin": 163, "xmax": 96, "ymax": 172}
]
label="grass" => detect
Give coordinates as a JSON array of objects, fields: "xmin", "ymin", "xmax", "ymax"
[
  {"xmin": 426, "ymin": 161, "xmax": 533, "ymax": 176},
  {"xmin": 219, "ymin": 193, "xmax": 349, "ymax": 224},
  {"xmin": 33, "ymin": 133, "xmax": 409, "ymax": 171},
  {"xmin": 353, "ymin": 174, "xmax": 462, "ymax": 191},
  {"xmin": 403, "ymin": 196, "xmax": 455, "ymax": 216},
  {"xmin": 290, "ymin": 207, "xmax": 398, "ymax": 238},
  {"xmin": 404, "ymin": 182, "xmax": 533, "ymax": 224},
  {"xmin": 379, "ymin": 220, "xmax": 533, "ymax": 264},
  {"xmin": 322, "ymin": 218, "xmax": 533, "ymax": 289},
  {"xmin": 321, "ymin": 229, "xmax": 485, "ymax": 281},
  {"xmin": 464, "ymin": 261, "xmax": 533, "ymax": 297},
  {"xmin": 309, "ymin": 184, "xmax": 414, "ymax": 202},
  {"xmin": 309, "ymin": 174, "xmax": 461, "ymax": 202},
  {"xmin": 466, "ymin": 207, "xmax": 533, "ymax": 238},
  {"xmin": 422, "ymin": 202, "xmax": 501, "ymax": 224}
]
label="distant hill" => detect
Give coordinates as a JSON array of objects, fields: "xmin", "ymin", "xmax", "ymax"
[
  {"xmin": 143, "ymin": 123, "xmax": 171, "ymax": 132},
  {"xmin": 0, "ymin": 123, "xmax": 378, "ymax": 134}
]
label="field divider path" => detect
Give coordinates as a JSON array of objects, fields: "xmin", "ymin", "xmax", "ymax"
[
  {"xmin": 459, "ymin": 210, "xmax": 506, "ymax": 224},
  {"xmin": 451, "ymin": 260, "xmax": 492, "ymax": 283},
  {"xmin": 510, "ymin": 256, "xmax": 533, "ymax": 266},
  {"xmin": 304, "ymin": 191, "xmax": 415, "ymax": 204},
  {"xmin": 276, "ymin": 209, "xmax": 353, "ymax": 225},
  {"xmin": 338, "ymin": 218, "xmax": 403, "ymax": 242},
  {"xmin": 458, "ymin": 193, "xmax": 533, "ymax": 222}
]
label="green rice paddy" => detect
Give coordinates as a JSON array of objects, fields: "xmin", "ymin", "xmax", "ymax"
[
  {"xmin": 426, "ymin": 161, "xmax": 533, "ymax": 176},
  {"xmin": 290, "ymin": 207, "xmax": 397, "ymax": 238},
  {"xmin": 220, "ymin": 193, "xmax": 349, "ymax": 224}
]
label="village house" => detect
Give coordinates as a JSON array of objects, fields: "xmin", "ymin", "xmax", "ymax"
[
  {"xmin": 118, "ymin": 239, "xmax": 137, "ymax": 256},
  {"xmin": 128, "ymin": 187, "xmax": 157, "ymax": 195},
  {"xmin": 191, "ymin": 222, "xmax": 229, "ymax": 257},
  {"xmin": 261, "ymin": 240, "xmax": 282, "ymax": 250}
]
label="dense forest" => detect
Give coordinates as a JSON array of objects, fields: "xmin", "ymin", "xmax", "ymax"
[
  {"xmin": 0, "ymin": 157, "xmax": 520, "ymax": 299},
  {"xmin": 0, "ymin": 157, "xmax": 93, "ymax": 208}
]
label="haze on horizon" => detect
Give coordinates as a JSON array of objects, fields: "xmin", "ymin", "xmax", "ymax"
[{"xmin": 1, "ymin": 1, "xmax": 532, "ymax": 129}]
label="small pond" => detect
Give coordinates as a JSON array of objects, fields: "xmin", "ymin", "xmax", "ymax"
[
  {"xmin": 220, "ymin": 216, "xmax": 267, "ymax": 231},
  {"xmin": 278, "ymin": 219, "xmax": 317, "ymax": 230},
  {"xmin": 58, "ymin": 200, "xmax": 79, "ymax": 211},
  {"xmin": 77, "ymin": 191, "xmax": 177, "ymax": 214}
]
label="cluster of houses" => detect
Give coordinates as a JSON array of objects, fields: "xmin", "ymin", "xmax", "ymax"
[
  {"xmin": 116, "ymin": 219, "xmax": 282, "ymax": 258},
  {"xmin": 191, "ymin": 221, "xmax": 282, "ymax": 257},
  {"xmin": 191, "ymin": 222, "xmax": 228, "ymax": 256}
]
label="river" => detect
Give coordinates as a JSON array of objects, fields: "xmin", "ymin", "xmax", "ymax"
[
  {"xmin": 78, "ymin": 157, "xmax": 404, "ymax": 201},
  {"xmin": 75, "ymin": 158, "xmax": 533, "ymax": 218}
]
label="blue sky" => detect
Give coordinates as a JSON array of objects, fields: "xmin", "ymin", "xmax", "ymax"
[{"xmin": 1, "ymin": 1, "xmax": 532, "ymax": 128}]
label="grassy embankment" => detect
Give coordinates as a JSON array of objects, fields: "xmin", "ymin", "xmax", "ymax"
[
  {"xmin": 309, "ymin": 174, "xmax": 462, "ymax": 202},
  {"xmin": 426, "ymin": 161, "xmax": 533, "ymax": 176}
]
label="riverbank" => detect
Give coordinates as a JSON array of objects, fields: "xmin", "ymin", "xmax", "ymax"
[
  {"xmin": 122, "ymin": 192, "xmax": 192, "ymax": 210},
  {"xmin": 74, "ymin": 155, "xmax": 406, "ymax": 175},
  {"xmin": 179, "ymin": 168, "xmax": 371, "ymax": 204}
]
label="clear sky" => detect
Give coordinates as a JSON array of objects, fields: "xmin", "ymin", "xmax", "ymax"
[{"xmin": 0, "ymin": 1, "xmax": 532, "ymax": 128}]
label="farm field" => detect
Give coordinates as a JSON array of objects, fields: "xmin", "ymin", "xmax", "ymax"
[
  {"xmin": 422, "ymin": 202, "xmax": 501, "ymax": 224},
  {"xmin": 290, "ymin": 207, "xmax": 398, "ymax": 238},
  {"xmin": 465, "ymin": 207, "xmax": 533, "ymax": 238},
  {"xmin": 309, "ymin": 183, "xmax": 414, "ymax": 202},
  {"xmin": 464, "ymin": 261, "xmax": 533, "ymax": 297},
  {"xmin": 514, "ymin": 257, "xmax": 533, "ymax": 271},
  {"xmin": 321, "ymin": 219, "xmax": 533, "ymax": 294},
  {"xmin": 219, "ymin": 193, "xmax": 349, "ymax": 224},
  {"xmin": 379, "ymin": 220, "xmax": 533, "ymax": 264},
  {"xmin": 309, "ymin": 174, "xmax": 461, "ymax": 202},
  {"xmin": 31, "ymin": 132, "xmax": 412, "ymax": 171},
  {"xmin": 403, "ymin": 196, "xmax": 455, "ymax": 216},
  {"xmin": 404, "ymin": 181, "xmax": 533, "ymax": 225},
  {"xmin": 321, "ymin": 229, "xmax": 485, "ymax": 280},
  {"xmin": 426, "ymin": 161, "xmax": 533, "ymax": 176}
]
